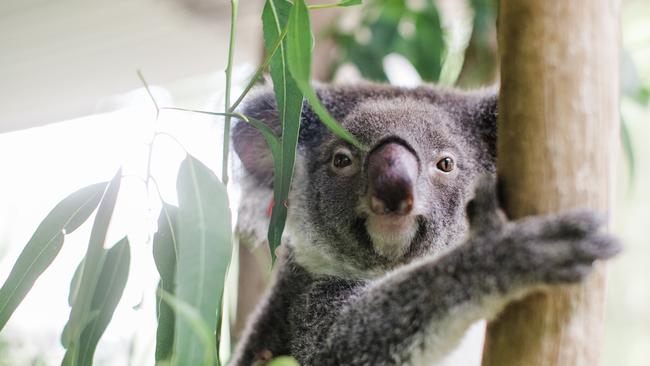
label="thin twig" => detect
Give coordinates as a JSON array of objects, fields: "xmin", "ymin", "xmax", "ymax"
[
  {"xmin": 136, "ymin": 70, "xmax": 161, "ymax": 193},
  {"xmin": 308, "ymin": 2, "xmax": 343, "ymax": 10},
  {"xmin": 161, "ymin": 107, "xmax": 248, "ymax": 122},
  {"xmin": 153, "ymin": 131, "xmax": 191, "ymax": 155},
  {"xmin": 228, "ymin": 24, "xmax": 289, "ymax": 113},
  {"xmin": 137, "ymin": 70, "xmax": 160, "ymax": 120},
  {"xmin": 222, "ymin": 0, "xmax": 240, "ymax": 186}
]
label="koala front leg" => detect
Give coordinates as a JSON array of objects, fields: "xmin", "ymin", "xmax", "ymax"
[{"xmin": 309, "ymin": 178, "xmax": 620, "ymax": 366}]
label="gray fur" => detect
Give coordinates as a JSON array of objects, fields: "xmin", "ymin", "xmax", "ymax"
[{"xmin": 229, "ymin": 82, "xmax": 620, "ymax": 366}]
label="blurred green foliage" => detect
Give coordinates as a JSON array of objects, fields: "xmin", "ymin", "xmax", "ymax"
[
  {"xmin": 329, "ymin": 0, "xmax": 498, "ymax": 86},
  {"xmin": 332, "ymin": 0, "xmax": 446, "ymax": 82}
]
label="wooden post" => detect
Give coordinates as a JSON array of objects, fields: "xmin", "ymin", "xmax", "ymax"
[{"xmin": 482, "ymin": 1, "xmax": 620, "ymax": 365}]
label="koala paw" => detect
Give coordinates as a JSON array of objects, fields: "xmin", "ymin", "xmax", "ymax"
[
  {"xmin": 465, "ymin": 175, "xmax": 622, "ymax": 289},
  {"xmin": 505, "ymin": 211, "xmax": 621, "ymax": 285}
]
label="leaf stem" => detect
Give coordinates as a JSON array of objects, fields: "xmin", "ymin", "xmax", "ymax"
[
  {"xmin": 160, "ymin": 107, "xmax": 279, "ymax": 147},
  {"xmin": 307, "ymin": 3, "xmax": 340, "ymax": 10},
  {"xmin": 161, "ymin": 108, "xmax": 253, "ymax": 125},
  {"xmin": 307, "ymin": 1, "xmax": 362, "ymax": 10},
  {"xmin": 222, "ymin": 0, "xmax": 239, "ymax": 186},
  {"xmin": 136, "ymin": 70, "xmax": 161, "ymax": 190},
  {"xmin": 153, "ymin": 131, "xmax": 191, "ymax": 155},
  {"xmin": 228, "ymin": 24, "xmax": 289, "ymax": 113},
  {"xmin": 137, "ymin": 70, "xmax": 160, "ymax": 119}
]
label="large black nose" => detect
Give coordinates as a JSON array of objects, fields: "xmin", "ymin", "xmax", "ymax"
[{"xmin": 367, "ymin": 142, "xmax": 419, "ymax": 216}]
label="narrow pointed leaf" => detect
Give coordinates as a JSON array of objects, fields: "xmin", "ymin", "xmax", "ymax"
[
  {"xmin": 338, "ymin": 0, "xmax": 362, "ymax": 6},
  {"xmin": 238, "ymin": 115, "xmax": 281, "ymax": 157},
  {"xmin": 267, "ymin": 356, "xmax": 300, "ymax": 366},
  {"xmin": 68, "ymin": 259, "xmax": 84, "ymax": 307},
  {"xmin": 0, "ymin": 181, "xmax": 107, "ymax": 331},
  {"xmin": 173, "ymin": 155, "xmax": 232, "ymax": 366},
  {"xmin": 286, "ymin": 0, "xmax": 365, "ymax": 150},
  {"xmin": 309, "ymin": 0, "xmax": 362, "ymax": 9},
  {"xmin": 153, "ymin": 203, "xmax": 179, "ymax": 362},
  {"xmin": 263, "ymin": 0, "xmax": 305, "ymax": 261},
  {"xmin": 73, "ymin": 237, "xmax": 130, "ymax": 365},
  {"xmin": 62, "ymin": 169, "xmax": 122, "ymax": 359},
  {"xmin": 160, "ymin": 291, "xmax": 216, "ymax": 366}
]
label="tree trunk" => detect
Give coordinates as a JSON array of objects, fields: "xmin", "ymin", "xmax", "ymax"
[{"xmin": 482, "ymin": 1, "xmax": 620, "ymax": 366}]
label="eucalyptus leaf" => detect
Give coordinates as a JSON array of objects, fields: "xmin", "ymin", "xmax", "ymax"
[
  {"xmin": 263, "ymin": 0, "xmax": 304, "ymax": 261},
  {"xmin": 309, "ymin": 0, "xmax": 361, "ymax": 9},
  {"xmin": 267, "ymin": 356, "xmax": 300, "ymax": 366},
  {"xmin": 0, "ymin": 181, "xmax": 107, "ymax": 331},
  {"xmin": 153, "ymin": 203, "xmax": 179, "ymax": 362},
  {"xmin": 160, "ymin": 291, "xmax": 216, "ymax": 366},
  {"xmin": 73, "ymin": 237, "xmax": 130, "ymax": 365},
  {"xmin": 62, "ymin": 169, "xmax": 122, "ymax": 360},
  {"xmin": 173, "ymin": 155, "xmax": 232, "ymax": 366},
  {"xmin": 68, "ymin": 258, "xmax": 84, "ymax": 307},
  {"xmin": 286, "ymin": 0, "xmax": 365, "ymax": 150},
  {"xmin": 338, "ymin": 0, "xmax": 362, "ymax": 6}
]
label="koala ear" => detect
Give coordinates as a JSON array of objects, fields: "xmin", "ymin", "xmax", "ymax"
[
  {"xmin": 232, "ymin": 88, "xmax": 281, "ymax": 187},
  {"xmin": 464, "ymin": 88, "xmax": 498, "ymax": 166},
  {"xmin": 475, "ymin": 88, "xmax": 498, "ymax": 147}
]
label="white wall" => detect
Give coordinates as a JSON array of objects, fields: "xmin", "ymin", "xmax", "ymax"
[{"xmin": 0, "ymin": 0, "xmax": 264, "ymax": 133}]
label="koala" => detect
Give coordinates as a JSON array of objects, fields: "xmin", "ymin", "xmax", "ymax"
[{"xmin": 229, "ymin": 82, "xmax": 620, "ymax": 366}]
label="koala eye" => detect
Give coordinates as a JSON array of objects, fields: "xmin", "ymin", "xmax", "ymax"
[
  {"xmin": 330, "ymin": 147, "xmax": 357, "ymax": 176},
  {"xmin": 333, "ymin": 153, "xmax": 352, "ymax": 169},
  {"xmin": 436, "ymin": 157, "xmax": 455, "ymax": 172}
]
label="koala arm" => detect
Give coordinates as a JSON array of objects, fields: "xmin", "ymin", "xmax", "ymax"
[
  {"xmin": 308, "ymin": 178, "xmax": 620, "ymax": 366},
  {"xmin": 230, "ymin": 259, "xmax": 314, "ymax": 366}
]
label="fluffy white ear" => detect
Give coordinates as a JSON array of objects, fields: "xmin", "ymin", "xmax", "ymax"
[{"xmin": 232, "ymin": 88, "xmax": 280, "ymax": 187}]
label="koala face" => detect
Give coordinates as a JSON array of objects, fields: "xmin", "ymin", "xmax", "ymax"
[{"xmin": 233, "ymin": 83, "xmax": 497, "ymax": 278}]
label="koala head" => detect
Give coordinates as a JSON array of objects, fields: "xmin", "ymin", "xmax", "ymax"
[{"xmin": 233, "ymin": 83, "xmax": 497, "ymax": 279}]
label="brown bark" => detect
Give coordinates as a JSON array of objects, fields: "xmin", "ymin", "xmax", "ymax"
[{"xmin": 482, "ymin": 1, "xmax": 620, "ymax": 366}]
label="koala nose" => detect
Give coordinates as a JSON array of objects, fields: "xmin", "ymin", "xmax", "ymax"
[{"xmin": 367, "ymin": 141, "xmax": 418, "ymax": 216}]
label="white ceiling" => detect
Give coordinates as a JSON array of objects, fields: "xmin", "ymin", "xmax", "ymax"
[{"xmin": 0, "ymin": 0, "xmax": 265, "ymax": 133}]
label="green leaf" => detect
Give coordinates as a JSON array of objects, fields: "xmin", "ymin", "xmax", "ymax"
[
  {"xmin": 153, "ymin": 203, "xmax": 179, "ymax": 362},
  {"xmin": 285, "ymin": 0, "xmax": 312, "ymax": 83},
  {"xmin": 286, "ymin": 0, "xmax": 366, "ymax": 150},
  {"xmin": 267, "ymin": 356, "xmax": 300, "ymax": 366},
  {"xmin": 338, "ymin": 0, "xmax": 362, "ymax": 6},
  {"xmin": 263, "ymin": 0, "xmax": 305, "ymax": 261},
  {"xmin": 160, "ymin": 291, "xmax": 216, "ymax": 366},
  {"xmin": 68, "ymin": 258, "xmax": 84, "ymax": 307},
  {"xmin": 413, "ymin": 10, "xmax": 445, "ymax": 81},
  {"xmin": 308, "ymin": 0, "xmax": 362, "ymax": 10},
  {"xmin": 62, "ymin": 169, "xmax": 122, "ymax": 361},
  {"xmin": 73, "ymin": 237, "xmax": 130, "ymax": 365},
  {"xmin": 0, "ymin": 181, "xmax": 107, "ymax": 331},
  {"xmin": 173, "ymin": 155, "xmax": 232, "ymax": 366}
]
